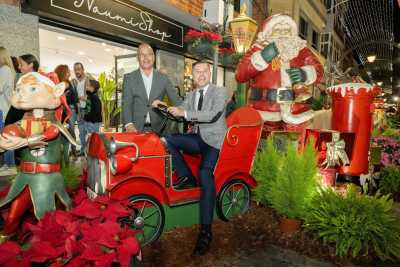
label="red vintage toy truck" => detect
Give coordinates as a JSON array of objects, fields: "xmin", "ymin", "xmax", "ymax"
[{"xmin": 85, "ymin": 107, "xmax": 263, "ymax": 245}]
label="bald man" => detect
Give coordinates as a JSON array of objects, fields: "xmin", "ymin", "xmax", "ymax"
[{"xmin": 122, "ymin": 43, "xmax": 182, "ymax": 134}]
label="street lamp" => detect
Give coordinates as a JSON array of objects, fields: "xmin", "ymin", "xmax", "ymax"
[
  {"xmin": 228, "ymin": 3, "xmax": 258, "ymax": 106},
  {"xmin": 229, "ymin": 4, "xmax": 258, "ymax": 54}
]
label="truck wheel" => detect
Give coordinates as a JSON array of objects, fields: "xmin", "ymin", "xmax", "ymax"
[
  {"xmin": 216, "ymin": 179, "xmax": 251, "ymax": 222},
  {"xmin": 121, "ymin": 195, "xmax": 165, "ymax": 246}
]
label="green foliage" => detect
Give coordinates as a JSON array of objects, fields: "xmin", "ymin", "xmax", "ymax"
[
  {"xmin": 378, "ymin": 165, "xmax": 400, "ymax": 198},
  {"xmin": 253, "ymin": 139, "xmax": 318, "ymax": 219},
  {"xmin": 311, "ymin": 97, "xmax": 324, "ymax": 111},
  {"xmin": 304, "ymin": 187, "xmax": 400, "ymax": 261},
  {"xmin": 98, "ymin": 72, "xmax": 119, "ymax": 130},
  {"xmin": 252, "ymin": 139, "xmax": 282, "ymax": 205},
  {"xmin": 386, "ymin": 113, "xmax": 400, "ymax": 129},
  {"xmin": 381, "ymin": 128, "xmax": 400, "ymax": 141},
  {"xmin": 61, "ymin": 164, "xmax": 81, "ymax": 191}
]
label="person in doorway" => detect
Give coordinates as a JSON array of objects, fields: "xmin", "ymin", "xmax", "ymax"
[
  {"xmin": 153, "ymin": 60, "xmax": 227, "ymax": 256},
  {"xmin": 5, "ymin": 54, "xmax": 39, "ymax": 126},
  {"xmin": 0, "ymin": 47, "xmax": 16, "ymax": 175},
  {"xmin": 81, "ymin": 79, "xmax": 102, "ymax": 154},
  {"xmin": 122, "ymin": 43, "xmax": 181, "ymax": 134},
  {"xmin": 54, "ymin": 64, "xmax": 79, "ymax": 157},
  {"xmin": 71, "ymin": 62, "xmax": 91, "ymax": 156}
]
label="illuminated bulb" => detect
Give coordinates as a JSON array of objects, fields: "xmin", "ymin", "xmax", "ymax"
[
  {"xmin": 367, "ymin": 55, "xmax": 376, "ymax": 63},
  {"xmin": 376, "ymin": 81, "xmax": 383, "ymax": 86},
  {"xmin": 57, "ymin": 36, "xmax": 66, "ymax": 40},
  {"xmin": 78, "ymin": 51, "xmax": 85, "ymax": 55}
]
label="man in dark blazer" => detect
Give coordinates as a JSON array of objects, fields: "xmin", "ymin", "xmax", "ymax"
[
  {"xmin": 154, "ymin": 60, "xmax": 227, "ymax": 256},
  {"xmin": 122, "ymin": 43, "xmax": 181, "ymax": 134}
]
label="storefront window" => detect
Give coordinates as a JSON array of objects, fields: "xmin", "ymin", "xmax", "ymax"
[
  {"xmin": 39, "ymin": 25, "xmax": 136, "ymax": 78},
  {"xmin": 156, "ymin": 50, "xmax": 185, "ymax": 97}
]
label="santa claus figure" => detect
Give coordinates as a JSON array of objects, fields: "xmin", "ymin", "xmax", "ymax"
[{"xmin": 236, "ymin": 14, "xmax": 324, "ymax": 131}]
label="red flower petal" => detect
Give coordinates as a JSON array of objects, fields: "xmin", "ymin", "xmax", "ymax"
[
  {"xmin": 121, "ymin": 237, "xmax": 140, "ymax": 255},
  {"xmin": 70, "ymin": 199, "xmax": 101, "ymax": 219},
  {"xmin": 80, "ymin": 243, "xmax": 104, "ymax": 261},
  {"xmin": 94, "ymin": 251, "xmax": 116, "ymax": 267},
  {"xmin": 0, "ymin": 241, "xmax": 21, "ymax": 264},
  {"xmin": 72, "ymin": 189, "xmax": 88, "ymax": 206},
  {"xmin": 23, "ymin": 241, "xmax": 60, "ymax": 263}
]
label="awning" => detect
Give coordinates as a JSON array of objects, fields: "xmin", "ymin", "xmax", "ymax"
[{"xmin": 132, "ymin": 0, "xmax": 201, "ymax": 30}]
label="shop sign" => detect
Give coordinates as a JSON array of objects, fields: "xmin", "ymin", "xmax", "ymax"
[{"xmin": 23, "ymin": 0, "xmax": 185, "ymax": 49}]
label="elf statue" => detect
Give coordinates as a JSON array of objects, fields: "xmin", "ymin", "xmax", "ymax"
[
  {"xmin": 236, "ymin": 14, "xmax": 324, "ymax": 131},
  {"xmin": 0, "ymin": 72, "xmax": 78, "ymax": 242}
]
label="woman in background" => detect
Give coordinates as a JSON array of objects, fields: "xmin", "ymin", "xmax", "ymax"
[
  {"xmin": 0, "ymin": 47, "xmax": 16, "ymax": 174},
  {"xmin": 54, "ymin": 64, "xmax": 79, "ymax": 158},
  {"xmin": 5, "ymin": 54, "xmax": 39, "ymax": 126}
]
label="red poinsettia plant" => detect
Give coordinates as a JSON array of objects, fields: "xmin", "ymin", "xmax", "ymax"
[
  {"xmin": 185, "ymin": 29, "xmax": 222, "ymax": 45},
  {"xmin": 0, "ymin": 190, "xmax": 141, "ymax": 267},
  {"xmin": 185, "ymin": 29, "xmax": 222, "ymax": 58},
  {"xmin": 218, "ymin": 47, "xmax": 242, "ymax": 66}
]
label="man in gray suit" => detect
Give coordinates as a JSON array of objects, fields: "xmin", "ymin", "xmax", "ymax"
[
  {"xmin": 154, "ymin": 60, "xmax": 227, "ymax": 256},
  {"xmin": 122, "ymin": 43, "xmax": 181, "ymax": 133}
]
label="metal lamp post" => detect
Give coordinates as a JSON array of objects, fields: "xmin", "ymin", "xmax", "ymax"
[{"xmin": 229, "ymin": 4, "xmax": 258, "ymax": 106}]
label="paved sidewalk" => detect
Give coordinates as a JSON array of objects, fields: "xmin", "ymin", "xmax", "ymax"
[{"xmin": 193, "ymin": 245, "xmax": 356, "ymax": 267}]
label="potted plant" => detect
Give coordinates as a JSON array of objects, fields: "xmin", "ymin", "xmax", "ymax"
[
  {"xmin": 218, "ymin": 47, "xmax": 242, "ymax": 67},
  {"xmin": 253, "ymin": 139, "xmax": 318, "ymax": 233},
  {"xmin": 184, "ymin": 29, "xmax": 222, "ymax": 59},
  {"xmin": 98, "ymin": 72, "xmax": 120, "ymax": 132}
]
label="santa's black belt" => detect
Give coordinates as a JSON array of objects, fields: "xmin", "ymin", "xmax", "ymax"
[{"xmin": 266, "ymin": 88, "xmax": 294, "ymax": 103}]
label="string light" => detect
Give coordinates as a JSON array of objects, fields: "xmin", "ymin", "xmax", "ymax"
[{"xmin": 335, "ymin": 0, "xmax": 394, "ymax": 85}]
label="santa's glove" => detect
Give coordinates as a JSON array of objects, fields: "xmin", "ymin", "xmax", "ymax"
[
  {"xmin": 260, "ymin": 42, "xmax": 279, "ymax": 63},
  {"xmin": 286, "ymin": 68, "xmax": 306, "ymax": 84}
]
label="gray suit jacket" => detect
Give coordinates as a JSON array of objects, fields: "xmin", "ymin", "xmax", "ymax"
[
  {"xmin": 122, "ymin": 69, "xmax": 182, "ymax": 132},
  {"xmin": 180, "ymin": 83, "xmax": 227, "ymax": 149}
]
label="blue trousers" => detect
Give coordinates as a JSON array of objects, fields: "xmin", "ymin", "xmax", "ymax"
[
  {"xmin": 165, "ymin": 134, "xmax": 220, "ymax": 225},
  {"xmin": 81, "ymin": 121, "xmax": 101, "ymax": 152}
]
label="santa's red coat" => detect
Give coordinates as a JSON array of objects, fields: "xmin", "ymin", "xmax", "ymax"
[{"xmin": 235, "ymin": 44, "xmax": 323, "ymax": 114}]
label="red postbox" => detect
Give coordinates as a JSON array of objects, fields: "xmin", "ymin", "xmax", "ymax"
[{"xmin": 327, "ymin": 83, "xmax": 380, "ymax": 178}]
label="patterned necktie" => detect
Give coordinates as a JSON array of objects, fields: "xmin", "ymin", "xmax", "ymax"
[{"xmin": 197, "ymin": 89, "xmax": 204, "ymax": 111}]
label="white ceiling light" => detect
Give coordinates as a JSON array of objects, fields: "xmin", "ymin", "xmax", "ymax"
[
  {"xmin": 376, "ymin": 81, "xmax": 383, "ymax": 86},
  {"xmin": 88, "ymin": 58, "xmax": 93, "ymax": 63},
  {"xmin": 367, "ymin": 55, "xmax": 376, "ymax": 63},
  {"xmin": 102, "ymin": 42, "xmax": 107, "ymax": 46},
  {"xmin": 105, "ymin": 48, "xmax": 111, "ymax": 52},
  {"xmin": 57, "ymin": 36, "xmax": 66, "ymax": 40},
  {"xmin": 78, "ymin": 51, "xmax": 85, "ymax": 55}
]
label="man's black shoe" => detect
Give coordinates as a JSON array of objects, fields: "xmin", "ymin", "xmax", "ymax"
[
  {"xmin": 174, "ymin": 176, "xmax": 197, "ymax": 189},
  {"xmin": 193, "ymin": 230, "xmax": 212, "ymax": 256}
]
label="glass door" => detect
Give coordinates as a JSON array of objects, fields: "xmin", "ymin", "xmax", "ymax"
[{"xmin": 114, "ymin": 53, "xmax": 138, "ymax": 130}]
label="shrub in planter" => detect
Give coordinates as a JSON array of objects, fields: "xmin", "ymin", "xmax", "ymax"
[
  {"xmin": 252, "ymin": 138, "xmax": 281, "ymax": 205},
  {"xmin": 253, "ymin": 138, "xmax": 318, "ymax": 232},
  {"xmin": 267, "ymin": 141, "xmax": 318, "ymax": 220},
  {"xmin": 378, "ymin": 165, "xmax": 400, "ymax": 201},
  {"xmin": 304, "ymin": 186, "xmax": 400, "ymax": 261}
]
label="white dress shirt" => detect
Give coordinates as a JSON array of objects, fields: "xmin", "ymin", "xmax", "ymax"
[
  {"xmin": 76, "ymin": 77, "xmax": 86, "ymax": 108},
  {"xmin": 140, "ymin": 68, "xmax": 153, "ymax": 123}
]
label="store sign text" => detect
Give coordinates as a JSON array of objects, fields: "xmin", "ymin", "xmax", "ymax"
[{"xmin": 50, "ymin": 0, "xmax": 183, "ymax": 47}]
